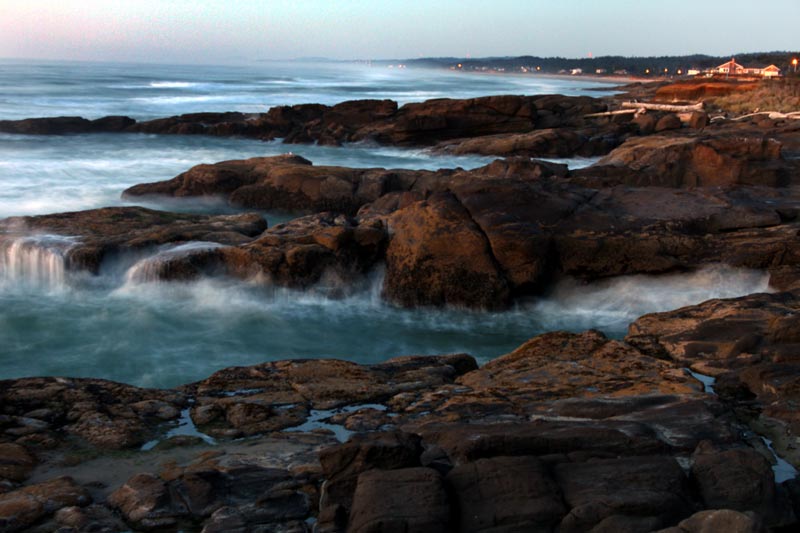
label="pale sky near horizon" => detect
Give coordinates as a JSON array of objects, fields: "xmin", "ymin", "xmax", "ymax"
[{"xmin": 0, "ymin": 0, "xmax": 798, "ymax": 64}]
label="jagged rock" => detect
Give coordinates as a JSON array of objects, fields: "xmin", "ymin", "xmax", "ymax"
[
  {"xmin": 0, "ymin": 377, "xmax": 185, "ymax": 450},
  {"xmin": 347, "ymin": 467, "xmax": 450, "ymax": 533},
  {"xmin": 188, "ymin": 354, "xmax": 476, "ymax": 437},
  {"xmin": 457, "ymin": 330, "xmax": 699, "ymax": 402}
]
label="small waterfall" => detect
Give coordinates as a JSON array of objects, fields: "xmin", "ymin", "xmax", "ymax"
[
  {"xmin": 123, "ymin": 241, "xmax": 224, "ymax": 284},
  {"xmin": 0, "ymin": 235, "xmax": 74, "ymax": 288}
]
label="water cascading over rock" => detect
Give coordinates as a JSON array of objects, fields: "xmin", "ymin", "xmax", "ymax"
[{"xmin": 0, "ymin": 235, "xmax": 74, "ymax": 288}]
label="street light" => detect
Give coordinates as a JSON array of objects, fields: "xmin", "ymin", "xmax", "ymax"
[{"xmin": 793, "ymin": 58, "xmax": 798, "ymax": 73}]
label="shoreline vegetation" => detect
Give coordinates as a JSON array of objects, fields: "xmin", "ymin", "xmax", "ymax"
[{"xmin": 2, "ymin": 76, "xmax": 800, "ymax": 531}]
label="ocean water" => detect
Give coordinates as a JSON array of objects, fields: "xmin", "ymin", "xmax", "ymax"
[
  {"xmin": 0, "ymin": 59, "xmax": 768, "ymax": 387},
  {"xmin": 0, "ymin": 59, "xmax": 619, "ymax": 120}
]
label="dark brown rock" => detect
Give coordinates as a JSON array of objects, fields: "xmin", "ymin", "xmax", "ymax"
[
  {"xmin": 655, "ymin": 509, "xmax": 764, "ymax": 533},
  {"xmin": 383, "ymin": 191, "xmax": 510, "ymax": 309},
  {"xmin": 590, "ymin": 132, "xmax": 789, "ymax": 187},
  {"xmin": 0, "ymin": 444, "xmax": 36, "ymax": 483},
  {"xmin": 0, "ymin": 206, "xmax": 267, "ymax": 275},
  {"xmin": 107, "ymin": 473, "xmax": 181, "ymax": 530},
  {"xmin": 691, "ymin": 446, "xmax": 779, "ymax": 518},
  {"xmin": 0, "ymin": 477, "xmax": 91, "ymax": 533},
  {"xmin": 655, "ymin": 113, "xmax": 683, "ymax": 132},
  {"xmin": 445, "ymin": 455, "xmax": 566, "ymax": 531},
  {"xmin": 348, "ymin": 467, "xmax": 450, "ymax": 533},
  {"xmin": 0, "ymin": 377, "xmax": 185, "ymax": 450},
  {"xmin": 318, "ymin": 430, "xmax": 422, "ymax": 522},
  {"xmin": 554, "ymin": 456, "xmax": 691, "ymax": 532}
]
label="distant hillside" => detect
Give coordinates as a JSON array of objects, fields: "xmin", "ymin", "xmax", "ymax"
[{"xmin": 386, "ymin": 52, "xmax": 799, "ymax": 76}]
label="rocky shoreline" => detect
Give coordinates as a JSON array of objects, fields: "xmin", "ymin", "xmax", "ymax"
[{"xmin": 2, "ymin": 84, "xmax": 800, "ymax": 531}]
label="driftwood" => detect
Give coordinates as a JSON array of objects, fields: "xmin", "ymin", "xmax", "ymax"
[
  {"xmin": 586, "ymin": 101, "xmax": 704, "ymax": 119},
  {"xmin": 731, "ymin": 111, "xmax": 800, "ymax": 121},
  {"xmin": 711, "ymin": 111, "xmax": 800, "ymax": 123},
  {"xmin": 584, "ymin": 109, "xmax": 639, "ymax": 118},
  {"xmin": 621, "ymin": 101, "xmax": 705, "ymax": 112}
]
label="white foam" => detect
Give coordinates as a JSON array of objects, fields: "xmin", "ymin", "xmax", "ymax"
[
  {"xmin": 148, "ymin": 81, "xmax": 198, "ymax": 88},
  {"xmin": 531, "ymin": 265, "xmax": 772, "ymax": 335},
  {"xmin": 122, "ymin": 241, "xmax": 224, "ymax": 284},
  {"xmin": 0, "ymin": 235, "xmax": 75, "ymax": 289}
]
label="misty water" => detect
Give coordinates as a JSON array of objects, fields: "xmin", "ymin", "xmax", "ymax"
[{"xmin": 0, "ymin": 60, "xmax": 771, "ymax": 387}]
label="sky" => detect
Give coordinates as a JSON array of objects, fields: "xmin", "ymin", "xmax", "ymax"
[{"xmin": 1, "ymin": 0, "xmax": 798, "ymax": 64}]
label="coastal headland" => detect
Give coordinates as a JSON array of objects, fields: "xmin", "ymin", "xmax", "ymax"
[{"xmin": 2, "ymin": 78, "xmax": 800, "ymax": 532}]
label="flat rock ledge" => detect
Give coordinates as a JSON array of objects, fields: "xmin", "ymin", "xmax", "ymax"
[{"xmin": 3, "ymin": 295, "xmax": 800, "ymax": 531}]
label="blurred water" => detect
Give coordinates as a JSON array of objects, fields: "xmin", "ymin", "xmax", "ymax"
[{"xmin": 0, "ymin": 59, "xmax": 617, "ymax": 121}]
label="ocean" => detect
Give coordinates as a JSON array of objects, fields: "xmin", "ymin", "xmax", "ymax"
[{"xmin": 0, "ymin": 59, "xmax": 769, "ymax": 387}]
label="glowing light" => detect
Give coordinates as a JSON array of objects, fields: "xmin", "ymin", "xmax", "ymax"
[
  {"xmin": 457, "ymin": 63, "xmax": 462, "ymax": 68},
  {"xmin": 645, "ymin": 68, "xmax": 650, "ymax": 74}
]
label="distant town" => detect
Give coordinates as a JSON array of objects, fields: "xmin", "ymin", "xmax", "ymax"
[{"xmin": 371, "ymin": 52, "xmax": 800, "ymax": 79}]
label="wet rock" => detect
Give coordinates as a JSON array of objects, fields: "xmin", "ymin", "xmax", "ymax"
[
  {"xmin": 420, "ymin": 421, "xmax": 664, "ymax": 465},
  {"xmin": 384, "ymin": 191, "xmax": 510, "ymax": 308},
  {"xmin": 318, "ymin": 430, "xmax": 422, "ymax": 531},
  {"xmin": 0, "ymin": 443, "xmax": 36, "ymax": 483},
  {"xmin": 348, "ymin": 467, "xmax": 450, "ymax": 533},
  {"xmin": 554, "ymin": 455, "xmax": 692, "ymax": 532},
  {"xmin": 458, "ymin": 330, "xmax": 699, "ymax": 403},
  {"xmin": 108, "ymin": 473, "xmax": 184, "ymax": 530},
  {"xmin": 53, "ymin": 504, "xmax": 128, "ymax": 532},
  {"xmin": 0, "ymin": 206, "xmax": 267, "ymax": 275},
  {"xmin": 0, "ymin": 477, "xmax": 91, "ymax": 533},
  {"xmin": 123, "ymin": 154, "xmax": 420, "ymax": 216},
  {"xmin": 445, "ymin": 455, "xmax": 566, "ymax": 531},
  {"xmin": 189, "ymin": 354, "xmax": 475, "ymax": 436},
  {"xmin": 434, "ymin": 124, "xmax": 630, "ymax": 158},
  {"xmin": 690, "ymin": 445, "xmax": 781, "ymax": 520},
  {"xmin": 0, "ymin": 377, "xmax": 185, "ymax": 450},
  {"xmin": 655, "ymin": 509, "xmax": 764, "ymax": 533},
  {"xmin": 217, "ymin": 212, "xmax": 387, "ymax": 290},
  {"xmin": 590, "ymin": 132, "xmax": 789, "ymax": 187},
  {"xmin": 627, "ymin": 290, "xmax": 800, "ymax": 462}
]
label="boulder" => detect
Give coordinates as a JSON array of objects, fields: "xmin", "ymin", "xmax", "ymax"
[
  {"xmin": 691, "ymin": 446, "xmax": 780, "ymax": 519},
  {"xmin": 0, "ymin": 444, "xmax": 36, "ymax": 483},
  {"xmin": 318, "ymin": 430, "xmax": 422, "ymax": 524},
  {"xmin": 383, "ymin": 191, "xmax": 510, "ymax": 309},
  {"xmin": 348, "ymin": 467, "xmax": 450, "ymax": 533},
  {"xmin": 445, "ymin": 455, "xmax": 566, "ymax": 531},
  {"xmin": 655, "ymin": 113, "xmax": 683, "ymax": 132},
  {"xmin": 554, "ymin": 456, "xmax": 692, "ymax": 532},
  {"xmin": 590, "ymin": 132, "xmax": 788, "ymax": 187},
  {"xmin": 0, "ymin": 477, "xmax": 91, "ymax": 533},
  {"xmin": 655, "ymin": 509, "xmax": 764, "ymax": 533}
]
